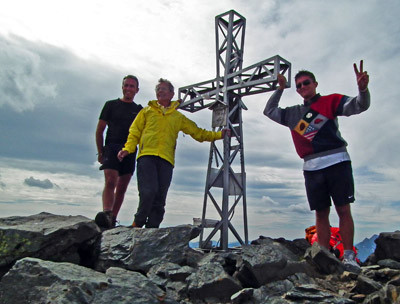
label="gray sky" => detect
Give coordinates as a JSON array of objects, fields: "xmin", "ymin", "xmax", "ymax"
[{"xmin": 0, "ymin": 0, "xmax": 399, "ymax": 243}]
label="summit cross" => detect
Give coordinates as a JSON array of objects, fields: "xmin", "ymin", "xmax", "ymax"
[{"xmin": 179, "ymin": 10, "xmax": 291, "ymax": 250}]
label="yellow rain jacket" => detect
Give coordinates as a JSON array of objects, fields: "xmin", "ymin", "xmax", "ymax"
[{"xmin": 123, "ymin": 100, "xmax": 222, "ymax": 166}]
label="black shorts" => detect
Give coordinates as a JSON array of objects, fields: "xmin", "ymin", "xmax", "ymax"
[
  {"xmin": 303, "ymin": 161, "xmax": 355, "ymax": 211},
  {"xmin": 100, "ymin": 144, "xmax": 137, "ymax": 176}
]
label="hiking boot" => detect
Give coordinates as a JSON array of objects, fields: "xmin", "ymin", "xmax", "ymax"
[
  {"xmin": 343, "ymin": 252, "xmax": 361, "ymax": 274},
  {"xmin": 111, "ymin": 216, "xmax": 117, "ymax": 228},
  {"xmin": 95, "ymin": 211, "xmax": 113, "ymax": 229}
]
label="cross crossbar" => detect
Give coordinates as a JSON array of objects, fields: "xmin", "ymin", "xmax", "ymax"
[{"xmin": 179, "ymin": 55, "xmax": 291, "ymax": 112}]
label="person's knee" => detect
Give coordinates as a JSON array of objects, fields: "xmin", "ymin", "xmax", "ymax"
[
  {"xmin": 104, "ymin": 178, "xmax": 117, "ymax": 189},
  {"xmin": 316, "ymin": 207, "xmax": 330, "ymax": 220},
  {"xmin": 336, "ymin": 204, "xmax": 351, "ymax": 218}
]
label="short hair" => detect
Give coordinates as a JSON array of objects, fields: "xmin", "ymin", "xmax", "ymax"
[
  {"xmin": 156, "ymin": 78, "xmax": 174, "ymax": 92},
  {"xmin": 123, "ymin": 75, "xmax": 139, "ymax": 87},
  {"xmin": 295, "ymin": 70, "xmax": 316, "ymax": 83}
]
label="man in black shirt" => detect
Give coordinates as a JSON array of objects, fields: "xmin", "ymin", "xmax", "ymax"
[{"xmin": 95, "ymin": 75, "xmax": 143, "ymax": 228}]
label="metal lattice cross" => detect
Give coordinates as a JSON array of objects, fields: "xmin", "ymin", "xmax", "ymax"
[{"xmin": 179, "ymin": 10, "xmax": 291, "ymax": 250}]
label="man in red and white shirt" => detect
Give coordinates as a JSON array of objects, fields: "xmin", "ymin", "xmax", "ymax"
[{"xmin": 264, "ymin": 61, "xmax": 370, "ymax": 273}]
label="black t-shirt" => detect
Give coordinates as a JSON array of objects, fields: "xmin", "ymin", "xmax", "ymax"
[{"xmin": 99, "ymin": 98, "xmax": 143, "ymax": 145}]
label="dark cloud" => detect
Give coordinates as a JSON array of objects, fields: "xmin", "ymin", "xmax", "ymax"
[
  {"xmin": 0, "ymin": 34, "xmax": 147, "ymax": 165},
  {"xmin": 24, "ymin": 176, "xmax": 56, "ymax": 189},
  {"xmin": 0, "ymin": 36, "xmax": 57, "ymax": 111}
]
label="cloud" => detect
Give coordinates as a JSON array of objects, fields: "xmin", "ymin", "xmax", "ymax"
[
  {"xmin": 0, "ymin": 36, "xmax": 57, "ymax": 112},
  {"xmin": 24, "ymin": 176, "xmax": 57, "ymax": 189},
  {"xmin": 261, "ymin": 195, "xmax": 279, "ymax": 207},
  {"xmin": 287, "ymin": 203, "xmax": 309, "ymax": 215}
]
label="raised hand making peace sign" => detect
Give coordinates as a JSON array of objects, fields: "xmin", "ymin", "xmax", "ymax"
[{"xmin": 354, "ymin": 60, "xmax": 369, "ymax": 92}]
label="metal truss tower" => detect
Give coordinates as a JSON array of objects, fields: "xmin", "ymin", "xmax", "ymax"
[{"xmin": 179, "ymin": 10, "xmax": 291, "ymax": 250}]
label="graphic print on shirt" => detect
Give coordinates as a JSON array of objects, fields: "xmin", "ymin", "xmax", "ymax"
[{"xmin": 293, "ymin": 109, "xmax": 329, "ymax": 141}]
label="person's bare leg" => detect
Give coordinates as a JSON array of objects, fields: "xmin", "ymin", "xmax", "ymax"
[
  {"xmin": 111, "ymin": 174, "xmax": 132, "ymax": 218},
  {"xmin": 102, "ymin": 169, "xmax": 118, "ymax": 211},
  {"xmin": 335, "ymin": 204, "xmax": 354, "ymax": 250},
  {"xmin": 315, "ymin": 207, "xmax": 331, "ymax": 249}
]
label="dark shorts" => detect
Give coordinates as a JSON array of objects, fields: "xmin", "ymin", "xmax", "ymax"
[
  {"xmin": 99, "ymin": 143, "xmax": 136, "ymax": 176},
  {"xmin": 303, "ymin": 161, "xmax": 355, "ymax": 211}
]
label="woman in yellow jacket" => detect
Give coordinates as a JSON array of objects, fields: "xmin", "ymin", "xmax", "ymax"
[{"xmin": 118, "ymin": 78, "xmax": 229, "ymax": 228}]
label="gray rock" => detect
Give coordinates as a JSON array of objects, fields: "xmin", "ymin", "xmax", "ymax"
[
  {"xmin": 363, "ymin": 266, "xmax": 400, "ymax": 283},
  {"xmin": 0, "ymin": 257, "xmax": 177, "ymax": 304},
  {"xmin": 377, "ymin": 258, "xmax": 400, "ymax": 270},
  {"xmin": 265, "ymin": 236, "xmax": 311, "ymax": 257},
  {"xmin": 95, "ymin": 224, "xmax": 201, "ymax": 273},
  {"xmin": 234, "ymin": 237, "xmax": 316, "ymax": 288},
  {"xmin": 168, "ymin": 265, "xmax": 195, "ymax": 281},
  {"xmin": 164, "ymin": 280, "xmax": 188, "ymax": 302},
  {"xmin": 196, "ymin": 250, "xmax": 239, "ymax": 276},
  {"xmin": 147, "ymin": 261, "xmax": 194, "ymax": 287},
  {"xmin": 234, "ymin": 239, "xmax": 287, "ymax": 288},
  {"xmin": 305, "ymin": 242, "xmax": 344, "ymax": 274},
  {"xmin": 353, "ymin": 275, "xmax": 383, "ymax": 294},
  {"xmin": 240, "ymin": 273, "xmax": 316, "ymax": 303},
  {"xmin": 186, "ymin": 262, "xmax": 242, "ymax": 300},
  {"xmin": 374, "ymin": 231, "xmax": 400, "ymax": 262},
  {"xmin": 198, "ymin": 251, "xmax": 227, "ymax": 266},
  {"xmin": 147, "ymin": 262, "xmax": 181, "ymax": 280},
  {"xmin": 0, "ymin": 212, "xmax": 100, "ymax": 272}
]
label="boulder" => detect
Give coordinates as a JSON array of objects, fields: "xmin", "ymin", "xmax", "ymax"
[
  {"xmin": 0, "ymin": 257, "xmax": 176, "ymax": 304},
  {"xmin": 234, "ymin": 237, "xmax": 316, "ymax": 288},
  {"xmin": 0, "ymin": 212, "xmax": 100, "ymax": 276},
  {"xmin": 186, "ymin": 262, "xmax": 242, "ymax": 301},
  {"xmin": 374, "ymin": 231, "xmax": 400, "ymax": 262},
  {"xmin": 95, "ymin": 224, "xmax": 201, "ymax": 273},
  {"xmin": 305, "ymin": 242, "xmax": 344, "ymax": 274}
]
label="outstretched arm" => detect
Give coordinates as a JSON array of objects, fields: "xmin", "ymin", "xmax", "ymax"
[{"xmin": 341, "ymin": 61, "xmax": 371, "ymax": 116}]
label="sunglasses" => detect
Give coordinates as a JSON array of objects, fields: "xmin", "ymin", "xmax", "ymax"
[{"xmin": 296, "ymin": 79, "xmax": 312, "ymax": 89}]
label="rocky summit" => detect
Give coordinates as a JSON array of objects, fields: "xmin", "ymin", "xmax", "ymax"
[{"xmin": 0, "ymin": 212, "xmax": 399, "ymax": 303}]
